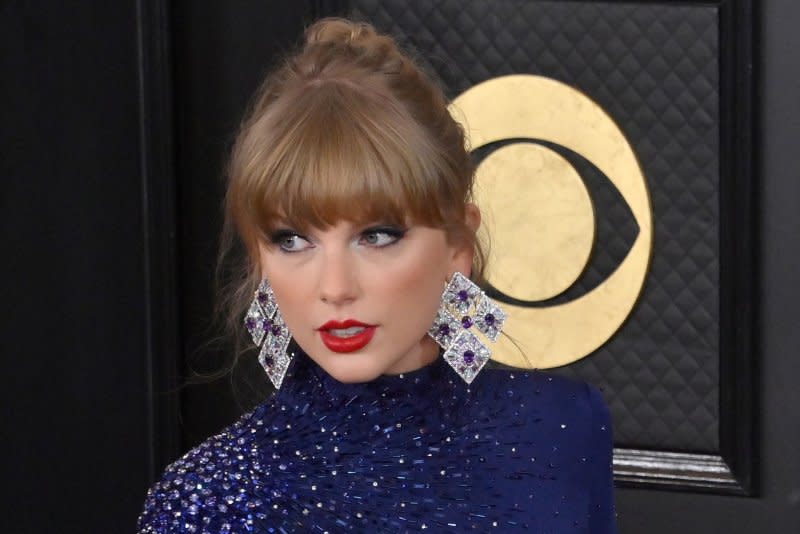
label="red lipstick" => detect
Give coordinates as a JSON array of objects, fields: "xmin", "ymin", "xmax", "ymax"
[{"xmin": 317, "ymin": 319, "xmax": 376, "ymax": 353}]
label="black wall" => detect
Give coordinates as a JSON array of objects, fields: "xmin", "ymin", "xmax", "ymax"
[
  {"xmin": 2, "ymin": 1, "xmax": 798, "ymax": 532},
  {"xmin": 2, "ymin": 2, "xmax": 151, "ymax": 532},
  {"xmin": 1, "ymin": 2, "xmax": 314, "ymax": 532},
  {"xmin": 171, "ymin": 0, "xmax": 312, "ymax": 448}
]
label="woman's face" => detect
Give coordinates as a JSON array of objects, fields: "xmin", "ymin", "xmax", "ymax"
[{"xmin": 258, "ymin": 218, "xmax": 474, "ymax": 383}]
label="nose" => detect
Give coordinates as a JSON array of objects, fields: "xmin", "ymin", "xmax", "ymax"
[{"xmin": 317, "ymin": 248, "xmax": 359, "ymax": 306}]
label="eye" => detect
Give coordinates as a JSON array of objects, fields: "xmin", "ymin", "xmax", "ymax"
[
  {"xmin": 359, "ymin": 226, "xmax": 406, "ymax": 248},
  {"xmin": 270, "ymin": 230, "xmax": 313, "ymax": 253}
]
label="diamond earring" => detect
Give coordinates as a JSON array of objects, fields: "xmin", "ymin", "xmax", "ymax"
[
  {"xmin": 244, "ymin": 279, "xmax": 293, "ymax": 389},
  {"xmin": 427, "ymin": 272, "xmax": 506, "ymax": 384}
]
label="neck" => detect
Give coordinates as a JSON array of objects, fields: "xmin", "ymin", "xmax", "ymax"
[{"xmin": 383, "ymin": 336, "xmax": 441, "ymax": 375}]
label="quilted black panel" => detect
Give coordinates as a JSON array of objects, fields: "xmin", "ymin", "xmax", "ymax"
[{"xmin": 343, "ymin": 0, "xmax": 720, "ymax": 452}]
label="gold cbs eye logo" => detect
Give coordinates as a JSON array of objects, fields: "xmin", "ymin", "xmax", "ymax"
[{"xmin": 449, "ymin": 75, "xmax": 653, "ymax": 369}]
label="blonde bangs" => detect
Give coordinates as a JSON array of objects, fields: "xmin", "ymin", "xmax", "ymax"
[{"xmin": 238, "ymin": 80, "xmax": 451, "ymax": 237}]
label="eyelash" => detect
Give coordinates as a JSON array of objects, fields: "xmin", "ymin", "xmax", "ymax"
[
  {"xmin": 269, "ymin": 230, "xmax": 311, "ymax": 253},
  {"xmin": 269, "ymin": 226, "xmax": 407, "ymax": 253},
  {"xmin": 359, "ymin": 226, "xmax": 407, "ymax": 247}
]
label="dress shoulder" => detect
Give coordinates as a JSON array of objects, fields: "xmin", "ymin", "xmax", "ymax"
[
  {"xmin": 136, "ymin": 407, "xmax": 266, "ymax": 533},
  {"xmin": 475, "ymin": 366, "xmax": 611, "ymax": 437},
  {"xmin": 473, "ymin": 366, "xmax": 618, "ymax": 533}
]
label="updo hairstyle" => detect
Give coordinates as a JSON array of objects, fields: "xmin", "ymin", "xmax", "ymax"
[{"xmin": 218, "ymin": 18, "xmax": 485, "ymax": 352}]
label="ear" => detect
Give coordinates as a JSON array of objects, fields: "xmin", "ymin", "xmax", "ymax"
[
  {"xmin": 464, "ymin": 202, "xmax": 481, "ymax": 233},
  {"xmin": 448, "ymin": 203, "xmax": 482, "ymax": 278}
]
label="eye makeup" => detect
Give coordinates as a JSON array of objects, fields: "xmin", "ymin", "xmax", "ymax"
[
  {"xmin": 269, "ymin": 229, "xmax": 313, "ymax": 253},
  {"xmin": 359, "ymin": 225, "xmax": 408, "ymax": 247}
]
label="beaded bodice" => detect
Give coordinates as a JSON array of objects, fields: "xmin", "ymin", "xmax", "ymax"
[{"xmin": 137, "ymin": 352, "xmax": 617, "ymax": 533}]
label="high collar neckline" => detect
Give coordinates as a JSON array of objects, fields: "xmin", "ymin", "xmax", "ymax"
[{"xmin": 281, "ymin": 350, "xmax": 461, "ymax": 407}]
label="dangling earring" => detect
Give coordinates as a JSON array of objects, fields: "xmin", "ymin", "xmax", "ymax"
[
  {"xmin": 244, "ymin": 279, "xmax": 293, "ymax": 389},
  {"xmin": 427, "ymin": 272, "xmax": 506, "ymax": 384}
]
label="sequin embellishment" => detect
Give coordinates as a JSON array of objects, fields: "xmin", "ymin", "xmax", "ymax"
[{"xmin": 137, "ymin": 353, "xmax": 618, "ymax": 533}]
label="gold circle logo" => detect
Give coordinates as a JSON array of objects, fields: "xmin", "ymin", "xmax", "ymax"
[{"xmin": 450, "ymin": 75, "xmax": 653, "ymax": 369}]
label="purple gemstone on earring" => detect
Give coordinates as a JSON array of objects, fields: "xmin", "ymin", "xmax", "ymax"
[
  {"xmin": 264, "ymin": 355, "xmax": 274, "ymax": 368},
  {"xmin": 457, "ymin": 290, "xmax": 469, "ymax": 302},
  {"xmin": 484, "ymin": 313, "xmax": 495, "ymax": 325},
  {"xmin": 262, "ymin": 318, "xmax": 272, "ymax": 330},
  {"xmin": 438, "ymin": 324, "xmax": 451, "ymax": 336},
  {"xmin": 257, "ymin": 292, "xmax": 268, "ymax": 304},
  {"xmin": 462, "ymin": 350, "xmax": 475, "ymax": 365},
  {"xmin": 461, "ymin": 316, "xmax": 473, "ymax": 329},
  {"xmin": 442, "ymin": 329, "xmax": 490, "ymax": 384},
  {"xmin": 271, "ymin": 324, "xmax": 282, "ymax": 336},
  {"xmin": 245, "ymin": 317, "xmax": 256, "ymax": 329}
]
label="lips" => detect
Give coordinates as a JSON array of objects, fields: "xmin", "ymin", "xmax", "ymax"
[{"xmin": 318, "ymin": 319, "xmax": 377, "ymax": 353}]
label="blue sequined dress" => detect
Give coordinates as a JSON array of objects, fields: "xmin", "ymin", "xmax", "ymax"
[{"xmin": 138, "ymin": 351, "xmax": 617, "ymax": 533}]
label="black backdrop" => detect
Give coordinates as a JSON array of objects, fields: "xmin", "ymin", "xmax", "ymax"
[{"xmin": 2, "ymin": 1, "xmax": 799, "ymax": 532}]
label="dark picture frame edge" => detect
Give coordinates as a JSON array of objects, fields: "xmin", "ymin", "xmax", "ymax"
[
  {"xmin": 614, "ymin": 448, "xmax": 748, "ymax": 495},
  {"xmin": 613, "ymin": 0, "xmax": 757, "ymax": 496}
]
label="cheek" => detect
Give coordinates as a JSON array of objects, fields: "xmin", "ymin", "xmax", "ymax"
[
  {"xmin": 389, "ymin": 258, "xmax": 442, "ymax": 294},
  {"xmin": 371, "ymin": 247, "xmax": 448, "ymax": 325}
]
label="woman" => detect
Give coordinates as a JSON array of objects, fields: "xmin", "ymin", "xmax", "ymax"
[{"xmin": 138, "ymin": 18, "xmax": 617, "ymax": 533}]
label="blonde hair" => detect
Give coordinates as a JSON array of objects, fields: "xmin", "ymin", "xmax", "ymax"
[{"xmin": 217, "ymin": 18, "xmax": 485, "ymax": 361}]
